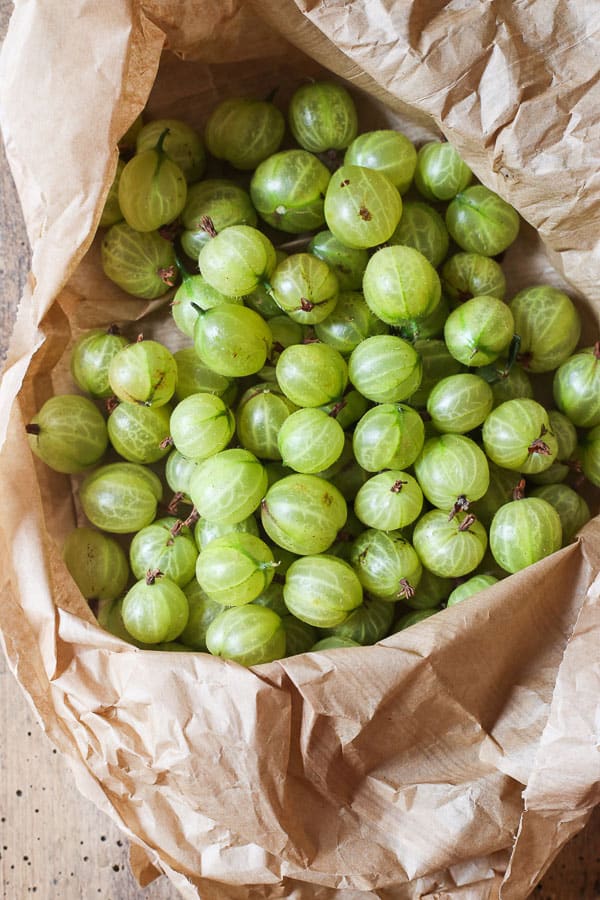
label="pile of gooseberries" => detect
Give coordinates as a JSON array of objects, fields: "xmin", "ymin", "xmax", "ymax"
[{"xmin": 27, "ymin": 80, "xmax": 599, "ymax": 667}]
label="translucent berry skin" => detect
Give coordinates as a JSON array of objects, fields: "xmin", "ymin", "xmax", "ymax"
[
  {"xmin": 362, "ymin": 244, "xmax": 441, "ymax": 327},
  {"xmin": 136, "ymin": 118, "xmax": 206, "ymax": 183},
  {"xmin": 471, "ymin": 461, "xmax": 522, "ymax": 528},
  {"xmin": 288, "ymin": 81, "xmax": 358, "ymax": 153},
  {"xmin": 348, "ymin": 335, "xmax": 422, "ymax": 404},
  {"xmin": 63, "ymin": 527, "xmax": 129, "ymax": 601},
  {"xmin": 311, "ymin": 636, "xmax": 361, "ymax": 651},
  {"xmin": 80, "ymin": 462, "xmax": 162, "ymax": 534},
  {"xmin": 270, "ymin": 253, "xmax": 339, "ymax": 325},
  {"xmin": 278, "ymin": 407, "xmax": 345, "ymax": 475},
  {"xmin": 283, "ymin": 555, "xmax": 363, "ymax": 628},
  {"xmin": 403, "ymin": 567, "xmax": 452, "ymax": 610},
  {"xmin": 253, "ymin": 582, "xmax": 288, "ymax": 617},
  {"xmin": 276, "ymin": 343, "xmax": 349, "ymax": 408},
  {"xmin": 509, "ymin": 286, "xmax": 581, "ymax": 373},
  {"xmin": 97, "ymin": 597, "xmax": 139, "ymax": 645},
  {"xmin": 344, "ymin": 129, "xmax": 417, "ymax": 194},
  {"xmin": 531, "ymin": 484, "xmax": 591, "ymax": 546},
  {"xmin": 321, "ymin": 595, "xmax": 395, "ymax": 646},
  {"xmin": 413, "ymin": 295, "xmax": 450, "ymax": 342},
  {"xmin": 107, "ymin": 402, "xmax": 171, "ymax": 464},
  {"xmin": 412, "ymin": 510, "xmax": 488, "ymax": 578},
  {"xmin": 172, "ymin": 347, "xmax": 233, "ymax": 403},
  {"xmin": 193, "ymin": 305, "xmax": 273, "ymax": 378},
  {"xmin": 261, "ymin": 474, "xmax": 347, "ymax": 556},
  {"xmin": 102, "ymin": 223, "xmax": 177, "ymax": 300},
  {"xmin": 308, "ymin": 230, "xmax": 369, "ymax": 291},
  {"xmin": 122, "ymin": 574, "xmax": 189, "ymax": 644},
  {"xmin": 71, "ymin": 328, "xmax": 129, "ymax": 398},
  {"xmin": 172, "ymin": 274, "xmax": 242, "ymax": 339},
  {"xmin": 194, "ymin": 515, "xmax": 260, "ymax": 553},
  {"xmin": 441, "ymin": 252, "xmax": 507, "ymax": 306},
  {"xmin": 324, "ymin": 165, "xmax": 402, "ymax": 249},
  {"xmin": 206, "ymin": 605, "xmax": 286, "ymax": 667},
  {"xmin": 407, "ymin": 340, "xmax": 463, "ymax": 409},
  {"xmin": 165, "ymin": 450, "xmax": 198, "ymax": 501},
  {"xmin": 250, "ymin": 150, "xmax": 331, "ymax": 234},
  {"xmin": 27, "ymin": 395, "xmax": 108, "ymax": 474},
  {"xmin": 236, "ymin": 383, "xmax": 298, "ymax": 461},
  {"xmin": 129, "ymin": 518, "xmax": 198, "ymax": 587},
  {"xmin": 388, "ymin": 201, "xmax": 449, "ymax": 268},
  {"xmin": 169, "ymin": 393, "xmax": 235, "ymax": 461},
  {"xmin": 444, "ymin": 295, "xmax": 514, "ymax": 367},
  {"xmin": 426, "ymin": 374, "xmax": 493, "ymax": 434},
  {"xmin": 354, "ymin": 471, "xmax": 424, "ymax": 531},
  {"xmin": 282, "ymin": 614, "xmax": 317, "ymax": 656},
  {"xmin": 553, "ymin": 346, "xmax": 600, "ymax": 428},
  {"xmin": 181, "ymin": 179, "xmax": 257, "ymax": 258},
  {"xmin": 581, "ymin": 425, "xmax": 600, "ymax": 487},
  {"xmin": 176, "ymin": 579, "xmax": 223, "ymax": 650},
  {"xmin": 204, "ymin": 98, "xmax": 285, "ymax": 170},
  {"xmin": 489, "ymin": 498, "xmax": 562, "ymax": 573},
  {"xmin": 196, "ymin": 533, "xmax": 277, "ymax": 607},
  {"xmin": 482, "ymin": 399, "xmax": 558, "ymax": 474},
  {"xmin": 391, "ymin": 608, "xmax": 440, "ymax": 632},
  {"xmin": 118, "ymin": 144, "xmax": 187, "ymax": 233},
  {"xmin": 489, "ymin": 364, "xmax": 534, "ymax": 408},
  {"xmin": 188, "ymin": 449, "xmax": 268, "ymax": 525},
  {"xmin": 414, "ymin": 434, "xmax": 490, "ymax": 511},
  {"xmin": 414, "ymin": 141, "xmax": 472, "ymax": 201},
  {"xmin": 320, "ymin": 390, "xmax": 370, "ymax": 432},
  {"xmin": 446, "ymin": 186, "xmax": 520, "ymax": 256},
  {"xmin": 108, "ymin": 340, "xmax": 177, "ymax": 407},
  {"xmin": 447, "ymin": 574, "xmax": 498, "ymax": 607},
  {"xmin": 314, "ymin": 292, "xmax": 388, "ymax": 355},
  {"xmin": 528, "ymin": 410, "xmax": 577, "ymax": 486},
  {"xmin": 198, "ymin": 225, "xmax": 276, "ymax": 297},
  {"xmin": 349, "ymin": 529, "xmax": 422, "ymax": 599},
  {"xmin": 352, "ymin": 403, "xmax": 425, "ymax": 472}
]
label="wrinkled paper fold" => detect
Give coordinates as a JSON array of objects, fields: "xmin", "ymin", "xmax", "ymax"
[{"xmin": 0, "ymin": 2, "xmax": 599, "ymax": 897}]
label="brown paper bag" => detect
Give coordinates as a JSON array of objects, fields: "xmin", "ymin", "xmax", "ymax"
[{"xmin": 1, "ymin": 2, "xmax": 599, "ymax": 897}]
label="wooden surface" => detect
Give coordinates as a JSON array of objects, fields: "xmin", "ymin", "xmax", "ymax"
[{"xmin": 0, "ymin": 4, "xmax": 599, "ymax": 899}]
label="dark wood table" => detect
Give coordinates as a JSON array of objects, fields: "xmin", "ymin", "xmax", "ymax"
[{"xmin": 0, "ymin": 3, "xmax": 598, "ymax": 897}]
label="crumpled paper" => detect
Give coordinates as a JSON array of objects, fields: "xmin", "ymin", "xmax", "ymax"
[{"xmin": 0, "ymin": 2, "xmax": 598, "ymax": 897}]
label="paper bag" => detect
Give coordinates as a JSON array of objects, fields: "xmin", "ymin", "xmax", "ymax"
[{"xmin": 0, "ymin": 2, "xmax": 598, "ymax": 897}]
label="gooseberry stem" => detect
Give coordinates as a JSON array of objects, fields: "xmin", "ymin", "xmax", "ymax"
[
  {"xmin": 25, "ymin": 423, "xmax": 41, "ymax": 435},
  {"xmin": 398, "ymin": 578, "xmax": 415, "ymax": 600},
  {"xmin": 182, "ymin": 507, "xmax": 199, "ymax": 528},
  {"xmin": 391, "ymin": 479, "xmax": 408, "ymax": 493},
  {"xmin": 174, "ymin": 252, "xmax": 191, "ymax": 282},
  {"xmin": 169, "ymin": 519, "xmax": 185, "ymax": 542},
  {"xmin": 448, "ymin": 495, "xmax": 470, "ymax": 520},
  {"xmin": 458, "ymin": 513, "xmax": 477, "ymax": 532},
  {"xmin": 200, "ymin": 216, "xmax": 217, "ymax": 238},
  {"xmin": 154, "ymin": 128, "xmax": 171, "ymax": 156},
  {"xmin": 328, "ymin": 399, "xmax": 347, "ymax": 419},
  {"xmin": 167, "ymin": 492, "xmax": 186, "ymax": 515},
  {"xmin": 145, "ymin": 568, "xmax": 163, "ymax": 585},
  {"xmin": 528, "ymin": 425, "xmax": 552, "ymax": 456},
  {"xmin": 159, "ymin": 436, "xmax": 174, "ymax": 450},
  {"xmin": 158, "ymin": 264, "xmax": 178, "ymax": 286},
  {"xmin": 512, "ymin": 478, "xmax": 527, "ymax": 500}
]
